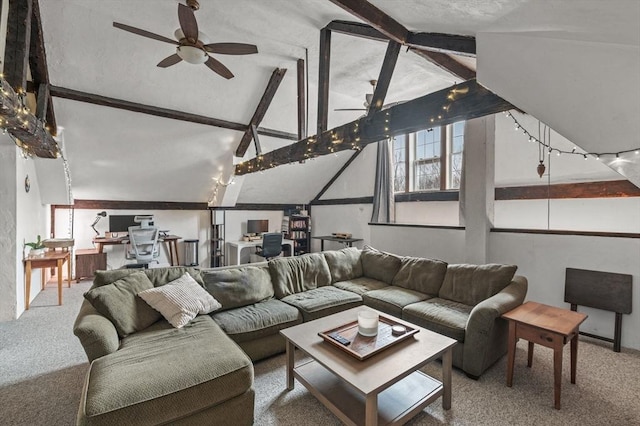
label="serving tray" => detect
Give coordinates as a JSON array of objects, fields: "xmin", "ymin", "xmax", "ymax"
[{"xmin": 318, "ymin": 315, "xmax": 419, "ymax": 360}]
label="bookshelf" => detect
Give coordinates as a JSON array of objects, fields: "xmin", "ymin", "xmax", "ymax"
[
  {"xmin": 210, "ymin": 209, "xmax": 225, "ymax": 267},
  {"xmin": 287, "ymin": 215, "xmax": 310, "ymax": 256}
]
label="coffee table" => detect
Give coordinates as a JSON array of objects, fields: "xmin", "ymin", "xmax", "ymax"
[{"xmin": 280, "ymin": 307, "xmax": 456, "ymax": 426}]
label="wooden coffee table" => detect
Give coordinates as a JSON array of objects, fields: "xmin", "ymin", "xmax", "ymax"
[
  {"xmin": 280, "ymin": 307, "xmax": 457, "ymax": 426},
  {"xmin": 503, "ymin": 301, "xmax": 588, "ymax": 409}
]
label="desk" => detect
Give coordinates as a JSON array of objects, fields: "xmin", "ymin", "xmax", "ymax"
[
  {"xmin": 93, "ymin": 235, "xmax": 182, "ymax": 266},
  {"xmin": 503, "ymin": 301, "xmax": 588, "ymax": 409},
  {"xmin": 227, "ymin": 239, "xmax": 294, "ymax": 265},
  {"xmin": 24, "ymin": 251, "xmax": 71, "ymax": 310},
  {"xmin": 312, "ymin": 235, "xmax": 363, "ymax": 251}
]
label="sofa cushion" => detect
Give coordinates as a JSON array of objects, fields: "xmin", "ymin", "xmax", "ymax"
[
  {"xmin": 93, "ymin": 266, "xmax": 205, "ymax": 288},
  {"xmin": 323, "ymin": 247, "xmax": 363, "ymax": 283},
  {"xmin": 269, "ymin": 253, "xmax": 332, "ymax": 298},
  {"xmin": 83, "ymin": 316, "xmax": 253, "ymax": 425},
  {"xmin": 138, "ymin": 273, "xmax": 222, "ymax": 328},
  {"xmin": 392, "ymin": 256, "xmax": 448, "ymax": 295},
  {"xmin": 402, "ymin": 298, "xmax": 472, "ymax": 342},
  {"xmin": 281, "ymin": 286, "xmax": 363, "ymax": 321},
  {"xmin": 333, "ymin": 277, "xmax": 389, "ymax": 295},
  {"xmin": 84, "ymin": 271, "xmax": 161, "ymax": 337},
  {"xmin": 439, "ymin": 264, "xmax": 518, "ymax": 306},
  {"xmin": 201, "ymin": 265, "xmax": 273, "ymax": 311},
  {"xmin": 361, "ymin": 245, "xmax": 402, "ymax": 285},
  {"xmin": 211, "ymin": 299, "xmax": 302, "ymax": 343},
  {"xmin": 362, "ymin": 286, "xmax": 431, "ymax": 318}
]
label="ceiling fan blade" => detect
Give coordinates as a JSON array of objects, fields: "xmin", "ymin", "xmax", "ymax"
[
  {"xmin": 157, "ymin": 54, "xmax": 182, "ymax": 68},
  {"xmin": 113, "ymin": 22, "xmax": 178, "ymax": 45},
  {"xmin": 178, "ymin": 3, "xmax": 199, "ymax": 42},
  {"xmin": 205, "ymin": 56, "xmax": 234, "ymax": 79},
  {"xmin": 204, "ymin": 43, "xmax": 258, "ymax": 55}
]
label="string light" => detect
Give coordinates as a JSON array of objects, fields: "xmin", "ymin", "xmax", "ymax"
[{"xmin": 505, "ymin": 111, "xmax": 640, "ymax": 160}]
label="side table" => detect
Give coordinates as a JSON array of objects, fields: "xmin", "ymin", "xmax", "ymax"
[
  {"xmin": 502, "ymin": 301, "xmax": 587, "ymax": 409},
  {"xmin": 76, "ymin": 249, "xmax": 107, "ymax": 282},
  {"xmin": 24, "ymin": 251, "xmax": 72, "ymax": 310}
]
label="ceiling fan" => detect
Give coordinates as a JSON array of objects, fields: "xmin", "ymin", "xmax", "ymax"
[
  {"xmin": 335, "ymin": 80, "xmax": 404, "ymax": 112},
  {"xmin": 112, "ymin": 0, "xmax": 258, "ymax": 79}
]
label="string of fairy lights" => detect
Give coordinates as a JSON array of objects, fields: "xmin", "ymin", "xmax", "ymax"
[{"xmin": 504, "ymin": 111, "xmax": 640, "ymax": 161}]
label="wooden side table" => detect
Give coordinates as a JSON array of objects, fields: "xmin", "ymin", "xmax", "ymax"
[
  {"xmin": 502, "ymin": 301, "xmax": 587, "ymax": 409},
  {"xmin": 75, "ymin": 249, "xmax": 107, "ymax": 282},
  {"xmin": 24, "ymin": 251, "xmax": 72, "ymax": 310}
]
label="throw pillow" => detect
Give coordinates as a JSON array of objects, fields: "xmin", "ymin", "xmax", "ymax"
[
  {"xmin": 323, "ymin": 247, "xmax": 363, "ymax": 283},
  {"xmin": 360, "ymin": 245, "xmax": 402, "ymax": 285},
  {"xmin": 438, "ymin": 264, "xmax": 518, "ymax": 306},
  {"xmin": 138, "ymin": 272, "xmax": 222, "ymax": 328},
  {"xmin": 84, "ymin": 270, "xmax": 161, "ymax": 337}
]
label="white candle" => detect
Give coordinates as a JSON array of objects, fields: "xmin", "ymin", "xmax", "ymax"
[{"xmin": 358, "ymin": 311, "xmax": 379, "ymax": 337}]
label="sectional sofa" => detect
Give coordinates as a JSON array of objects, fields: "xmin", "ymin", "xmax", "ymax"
[{"xmin": 74, "ymin": 246, "xmax": 527, "ymax": 425}]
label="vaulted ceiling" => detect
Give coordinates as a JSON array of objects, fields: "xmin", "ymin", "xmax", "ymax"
[{"xmin": 31, "ymin": 0, "xmax": 639, "ymax": 204}]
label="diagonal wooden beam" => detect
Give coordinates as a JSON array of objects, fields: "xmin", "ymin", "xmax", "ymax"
[
  {"xmin": 406, "ymin": 32, "xmax": 475, "ymax": 56},
  {"xmin": 368, "ymin": 40, "xmax": 401, "ymax": 114},
  {"xmin": 235, "ymin": 68, "xmax": 287, "ymax": 157},
  {"xmin": 251, "ymin": 124, "xmax": 262, "ymax": 156},
  {"xmin": 29, "ymin": 0, "xmax": 57, "ymax": 135},
  {"xmin": 325, "ymin": 20, "xmax": 388, "ymax": 42},
  {"xmin": 49, "ymin": 85, "xmax": 298, "ymax": 140},
  {"xmin": 235, "ymin": 80, "xmax": 514, "ymax": 175},
  {"xmin": 4, "ymin": 0, "xmax": 32, "ymax": 91},
  {"xmin": 328, "ymin": 0, "xmax": 408, "ymax": 43},
  {"xmin": 410, "ymin": 48, "xmax": 476, "ymax": 81},
  {"xmin": 317, "ymin": 28, "xmax": 331, "ymax": 136}
]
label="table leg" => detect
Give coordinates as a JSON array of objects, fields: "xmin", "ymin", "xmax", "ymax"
[
  {"xmin": 321, "ymin": 240, "xmax": 325, "ymax": 251},
  {"xmin": 57, "ymin": 259, "xmax": 63, "ymax": 306},
  {"xmin": 41, "ymin": 268, "xmax": 46, "ymax": 290},
  {"xmin": 67, "ymin": 255, "xmax": 72, "ymax": 287},
  {"xmin": 96, "ymin": 243, "xmax": 104, "ymax": 253},
  {"xmin": 570, "ymin": 333, "xmax": 579, "ymax": 384},
  {"xmin": 25, "ymin": 261, "xmax": 32, "ymax": 310},
  {"xmin": 527, "ymin": 341, "xmax": 535, "ymax": 367},
  {"xmin": 365, "ymin": 393, "xmax": 378, "ymax": 426},
  {"xmin": 173, "ymin": 241, "xmax": 180, "ymax": 266},
  {"xmin": 506, "ymin": 320, "xmax": 516, "ymax": 387},
  {"xmin": 167, "ymin": 241, "xmax": 175, "ymax": 266},
  {"xmin": 553, "ymin": 339, "xmax": 563, "ymax": 410},
  {"xmin": 442, "ymin": 346, "xmax": 452, "ymax": 410},
  {"xmin": 286, "ymin": 340, "xmax": 295, "ymax": 390}
]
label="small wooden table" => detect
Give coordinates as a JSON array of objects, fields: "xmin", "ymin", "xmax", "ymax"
[
  {"xmin": 503, "ymin": 301, "xmax": 588, "ymax": 409},
  {"xmin": 312, "ymin": 235, "xmax": 363, "ymax": 251},
  {"xmin": 281, "ymin": 307, "xmax": 456, "ymax": 426},
  {"xmin": 24, "ymin": 251, "xmax": 72, "ymax": 310}
]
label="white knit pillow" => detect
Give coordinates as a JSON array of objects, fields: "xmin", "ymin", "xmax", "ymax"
[{"xmin": 138, "ymin": 272, "xmax": 222, "ymax": 328}]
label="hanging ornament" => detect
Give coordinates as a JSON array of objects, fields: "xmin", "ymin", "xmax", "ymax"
[{"xmin": 537, "ymin": 160, "xmax": 546, "ymax": 178}]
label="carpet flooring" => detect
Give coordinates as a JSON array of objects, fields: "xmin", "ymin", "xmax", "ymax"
[{"xmin": 1, "ymin": 278, "xmax": 639, "ymax": 425}]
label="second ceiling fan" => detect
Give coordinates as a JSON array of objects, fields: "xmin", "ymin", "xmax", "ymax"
[{"xmin": 113, "ymin": 0, "xmax": 258, "ymax": 79}]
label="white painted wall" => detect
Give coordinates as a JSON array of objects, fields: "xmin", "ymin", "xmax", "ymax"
[
  {"xmin": 55, "ymin": 209, "xmax": 210, "ymax": 270},
  {"xmin": 319, "ymin": 143, "xmax": 377, "ymax": 200},
  {"xmin": 370, "ymin": 225, "xmax": 466, "ymax": 263},
  {"xmin": 490, "ymin": 232, "xmax": 640, "ymax": 350},
  {"xmin": 310, "ymin": 204, "xmax": 372, "ymax": 252},
  {"xmin": 395, "ymin": 201, "xmax": 459, "ymax": 226}
]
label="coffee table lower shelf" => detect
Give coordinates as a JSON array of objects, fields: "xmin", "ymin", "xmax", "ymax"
[{"xmin": 294, "ymin": 359, "xmax": 443, "ymax": 426}]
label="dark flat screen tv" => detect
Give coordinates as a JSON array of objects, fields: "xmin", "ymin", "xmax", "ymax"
[
  {"xmin": 109, "ymin": 215, "xmax": 139, "ymax": 232},
  {"xmin": 247, "ymin": 219, "xmax": 269, "ymax": 234}
]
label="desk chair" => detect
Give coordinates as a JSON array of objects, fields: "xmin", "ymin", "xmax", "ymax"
[
  {"xmin": 251, "ymin": 233, "xmax": 283, "ymax": 262},
  {"xmin": 126, "ymin": 216, "xmax": 160, "ymax": 267}
]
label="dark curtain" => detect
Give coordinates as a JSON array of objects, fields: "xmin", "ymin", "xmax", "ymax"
[{"xmin": 370, "ymin": 139, "xmax": 395, "ymax": 223}]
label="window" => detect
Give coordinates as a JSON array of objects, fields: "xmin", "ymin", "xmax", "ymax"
[{"xmin": 393, "ymin": 121, "xmax": 465, "ymax": 193}]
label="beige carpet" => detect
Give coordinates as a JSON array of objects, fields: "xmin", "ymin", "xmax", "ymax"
[{"xmin": 1, "ymin": 278, "xmax": 639, "ymax": 425}]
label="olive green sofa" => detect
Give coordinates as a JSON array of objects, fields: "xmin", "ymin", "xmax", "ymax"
[{"xmin": 74, "ymin": 247, "xmax": 527, "ymax": 425}]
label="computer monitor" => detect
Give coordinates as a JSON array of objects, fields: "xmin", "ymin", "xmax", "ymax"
[
  {"xmin": 247, "ymin": 219, "xmax": 269, "ymax": 234},
  {"xmin": 109, "ymin": 215, "xmax": 140, "ymax": 232}
]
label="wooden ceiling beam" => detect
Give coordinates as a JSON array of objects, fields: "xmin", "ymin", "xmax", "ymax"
[
  {"xmin": 235, "ymin": 80, "xmax": 514, "ymax": 175},
  {"xmin": 368, "ymin": 40, "xmax": 400, "ymax": 114},
  {"xmin": 3, "ymin": 0, "xmax": 32, "ymax": 91},
  {"xmin": 235, "ymin": 68, "xmax": 287, "ymax": 157},
  {"xmin": 325, "ymin": 20, "xmax": 388, "ymax": 42},
  {"xmin": 49, "ymin": 85, "xmax": 298, "ymax": 140},
  {"xmin": 29, "ymin": 0, "xmax": 57, "ymax": 135},
  {"xmin": 328, "ymin": 0, "xmax": 408, "ymax": 43},
  {"xmin": 317, "ymin": 28, "xmax": 331, "ymax": 136},
  {"xmin": 297, "ymin": 58, "xmax": 306, "ymax": 140},
  {"xmin": 410, "ymin": 48, "xmax": 476, "ymax": 81},
  {"xmin": 406, "ymin": 32, "xmax": 476, "ymax": 56}
]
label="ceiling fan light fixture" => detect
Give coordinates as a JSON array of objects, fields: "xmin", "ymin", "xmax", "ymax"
[
  {"xmin": 174, "ymin": 29, "xmax": 210, "ymax": 44},
  {"xmin": 177, "ymin": 45, "xmax": 207, "ymax": 64}
]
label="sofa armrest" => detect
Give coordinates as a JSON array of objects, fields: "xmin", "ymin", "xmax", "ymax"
[
  {"xmin": 462, "ymin": 275, "xmax": 528, "ymax": 377},
  {"xmin": 73, "ymin": 300, "xmax": 120, "ymax": 362}
]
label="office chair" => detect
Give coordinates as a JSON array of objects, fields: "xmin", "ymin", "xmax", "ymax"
[
  {"xmin": 251, "ymin": 232, "xmax": 283, "ymax": 262},
  {"xmin": 126, "ymin": 215, "xmax": 160, "ymax": 267}
]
